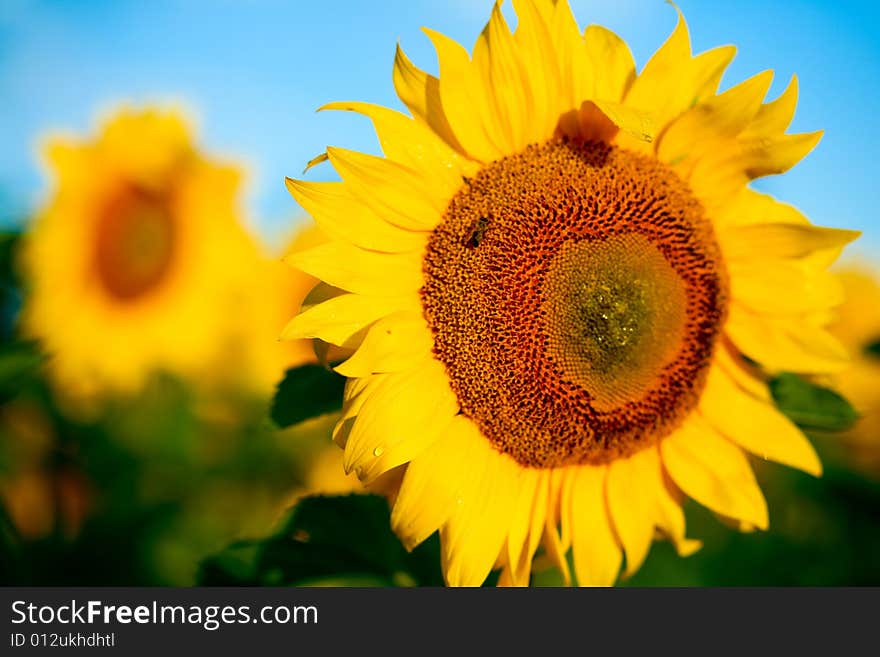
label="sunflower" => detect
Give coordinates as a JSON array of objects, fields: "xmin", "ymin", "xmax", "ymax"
[
  {"xmin": 20, "ymin": 107, "xmax": 259, "ymax": 399},
  {"xmin": 283, "ymin": 1, "xmax": 859, "ymax": 586},
  {"xmin": 828, "ymin": 265, "xmax": 880, "ymax": 476}
]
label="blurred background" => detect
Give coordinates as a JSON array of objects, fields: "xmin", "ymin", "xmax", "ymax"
[{"xmin": 0, "ymin": 0, "xmax": 878, "ymax": 586}]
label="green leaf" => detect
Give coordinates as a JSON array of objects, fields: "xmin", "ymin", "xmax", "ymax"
[
  {"xmin": 770, "ymin": 372, "xmax": 859, "ymax": 431},
  {"xmin": 0, "ymin": 231, "xmax": 24, "ymax": 339},
  {"xmin": 0, "ymin": 231, "xmax": 21, "ymax": 279},
  {"xmin": 197, "ymin": 494, "xmax": 444, "ymax": 587},
  {"xmin": 0, "ymin": 339, "xmax": 44, "ymax": 402},
  {"xmin": 864, "ymin": 339, "xmax": 880, "ymax": 359},
  {"xmin": 198, "ymin": 540, "xmax": 262, "ymax": 586},
  {"xmin": 269, "ymin": 364, "xmax": 346, "ymax": 428},
  {"xmin": 0, "ymin": 498, "xmax": 25, "ymax": 585}
]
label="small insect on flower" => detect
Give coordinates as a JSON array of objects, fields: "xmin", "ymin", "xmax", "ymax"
[{"xmin": 465, "ymin": 216, "xmax": 490, "ymax": 249}]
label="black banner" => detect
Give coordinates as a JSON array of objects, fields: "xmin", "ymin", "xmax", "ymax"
[{"xmin": 1, "ymin": 587, "xmax": 877, "ymax": 654}]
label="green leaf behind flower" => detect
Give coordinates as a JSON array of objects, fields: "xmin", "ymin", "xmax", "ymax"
[
  {"xmin": 770, "ymin": 372, "xmax": 859, "ymax": 431},
  {"xmin": 198, "ymin": 494, "xmax": 444, "ymax": 587},
  {"xmin": 0, "ymin": 339, "xmax": 44, "ymax": 403},
  {"xmin": 269, "ymin": 364, "xmax": 346, "ymax": 428}
]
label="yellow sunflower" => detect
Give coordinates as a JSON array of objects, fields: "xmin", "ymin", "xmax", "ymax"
[
  {"xmin": 828, "ymin": 265, "xmax": 880, "ymax": 476},
  {"xmin": 20, "ymin": 107, "xmax": 258, "ymax": 399},
  {"xmin": 283, "ymin": 1, "xmax": 859, "ymax": 586}
]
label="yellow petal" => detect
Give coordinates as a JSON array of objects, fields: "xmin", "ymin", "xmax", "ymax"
[
  {"xmin": 511, "ymin": 0, "xmax": 561, "ymax": 143},
  {"xmin": 391, "ymin": 417, "xmax": 476, "ymax": 550},
  {"xmin": 741, "ymin": 130, "xmax": 823, "ymax": 178},
  {"xmin": 392, "ymin": 44, "xmax": 465, "ymax": 154},
  {"xmin": 318, "ymin": 101, "xmax": 476, "ymax": 192},
  {"xmin": 728, "ymin": 260, "xmax": 843, "ymax": 315},
  {"xmin": 624, "ymin": 9, "xmax": 692, "ymax": 126},
  {"xmin": 719, "ymin": 222, "xmax": 861, "ymax": 261},
  {"xmin": 505, "ymin": 468, "xmax": 547, "ymax": 586},
  {"xmin": 332, "ymin": 374, "xmax": 385, "ymax": 448},
  {"xmin": 543, "ymin": 3, "xmax": 588, "ymax": 137},
  {"xmin": 726, "ymin": 305, "xmax": 849, "ymax": 373},
  {"xmin": 702, "ymin": 69, "xmax": 774, "ymax": 135},
  {"xmin": 286, "ymin": 241, "xmax": 423, "ymax": 297},
  {"xmin": 655, "ymin": 467, "xmax": 702, "ymax": 557},
  {"xmin": 424, "ymin": 27, "xmax": 505, "ymax": 162},
  {"xmin": 584, "ymin": 24, "xmax": 635, "ymax": 103},
  {"xmin": 688, "ymin": 44, "xmax": 737, "ymax": 103},
  {"xmin": 681, "ymin": 143, "xmax": 750, "ymax": 212},
  {"xmin": 589, "ymin": 99, "xmax": 654, "ymax": 143},
  {"xmin": 743, "ymin": 74, "xmax": 799, "ymax": 138},
  {"xmin": 569, "ymin": 465, "xmax": 621, "ymax": 586},
  {"xmin": 327, "ymin": 147, "xmax": 444, "ymax": 222},
  {"xmin": 441, "ymin": 420, "xmax": 521, "ymax": 586},
  {"xmin": 715, "ymin": 340, "xmax": 772, "ymax": 402},
  {"xmin": 661, "ymin": 417, "xmax": 769, "ymax": 529},
  {"xmin": 302, "ymin": 151, "xmax": 328, "ymax": 173},
  {"xmin": 686, "ymin": 130, "xmax": 823, "ymax": 207},
  {"xmin": 625, "ymin": 9, "xmax": 740, "ymax": 138},
  {"xmin": 325, "ymin": 147, "xmax": 445, "ymax": 230},
  {"xmin": 606, "ymin": 449, "xmax": 658, "ymax": 577},
  {"xmin": 281, "ymin": 293, "xmax": 414, "ymax": 348},
  {"xmin": 496, "ymin": 565, "xmax": 518, "ymax": 587},
  {"xmin": 658, "ymin": 70, "xmax": 774, "ymax": 164},
  {"xmin": 473, "ymin": 2, "xmax": 531, "ymax": 152},
  {"xmin": 700, "ymin": 363, "xmax": 822, "ymax": 476},
  {"xmin": 334, "ymin": 310, "xmax": 433, "ymax": 377},
  {"xmin": 343, "ymin": 357, "xmax": 458, "ymax": 484},
  {"xmin": 285, "ymin": 179, "xmax": 427, "ymax": 253},
  {"xmin": 542, "ymin": 468, "xmax": 572, "ymax": 585},
  {"xmin": 715, "ymin": 187, "xmax": 808, "ymax": 229}
]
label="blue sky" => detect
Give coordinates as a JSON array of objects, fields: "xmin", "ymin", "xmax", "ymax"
[{"xmin": 1, "ymin": 0, "xmax": 878, "ymax": 256}]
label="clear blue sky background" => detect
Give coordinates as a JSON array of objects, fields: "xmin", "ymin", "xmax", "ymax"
[{"xmin": 1, "ymin": 0, "xmax": 878, "ymax": 256}]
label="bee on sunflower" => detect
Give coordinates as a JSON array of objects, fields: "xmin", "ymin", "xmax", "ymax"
[{"xmin": 282, "ymin": 1, "xmax": 859, "ymax": 585}]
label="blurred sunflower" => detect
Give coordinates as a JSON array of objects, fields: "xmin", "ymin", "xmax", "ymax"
[
  {"xmin": 283, "ymin": 1, "xmax": 858, "ymax": 586},
  {"xmin": 828, "ymin": 266, "xmax": 880, "ymax": 476},
  {"xmin": 19, "ymin": 107, "xmax": 259, "ymax": 400}
]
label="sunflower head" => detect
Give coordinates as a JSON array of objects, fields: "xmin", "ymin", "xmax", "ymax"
[
  {"xmin": 283, "ymin": 1, "xmax": 859, "ymax": 586},
  {"xmin": 19, "ymin": 107, "xmax": 260, "ymax": 399}
]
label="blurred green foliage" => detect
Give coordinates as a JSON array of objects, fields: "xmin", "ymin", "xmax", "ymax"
[
  {"xmin": 199, "ymin": 495, "xmax": 445, "ymax": 587},
  {"xmin": 0, "ymin": 363, "xmax": 325, "ymax": 585},
  {"xmin": 0, "ymin": 226, "xmax": 331, "ymax": 584}
]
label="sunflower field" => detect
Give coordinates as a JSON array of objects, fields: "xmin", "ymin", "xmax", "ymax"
[{"xmin": 1, "ymin": 0, "xmax": 878, "ymax": 588}]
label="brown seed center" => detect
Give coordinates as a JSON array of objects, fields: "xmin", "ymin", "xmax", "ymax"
[
  {"xmin": 421, "ymin": 139, "xmax": 728, "ymax": 468},
  {"xmin": 94, "ymin": 184, "xmax": 176, "ymax": 301}
]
